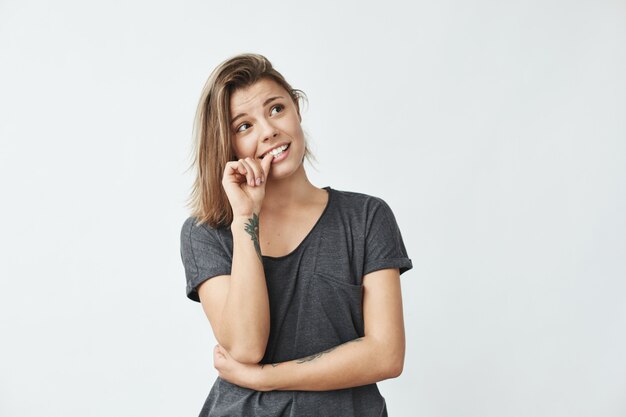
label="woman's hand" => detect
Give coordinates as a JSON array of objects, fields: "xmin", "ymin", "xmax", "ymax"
[
  {"xmin": 222, "ymin": 153, "xmax": 274, "ymax": 218},
  {"xmin": 213, "ymin": 344, "xmax": 267, "ymax": 391}
]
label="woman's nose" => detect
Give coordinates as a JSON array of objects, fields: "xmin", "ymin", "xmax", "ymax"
[{"xmin": 259, "ymin": 119, "xmax": 279, "ymax": 142}]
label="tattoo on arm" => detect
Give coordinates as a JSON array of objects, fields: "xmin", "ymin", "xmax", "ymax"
[
  {"xmin": 296, "ymin": 338, "xmax": 364, "ymax": 363},
  {"xmin": 257, "ymin": 337, "xmax": 365, "ymax": 370},
  {"xmin": 243, "ymin": 213, "xmax": 262, "ymax": 261}
]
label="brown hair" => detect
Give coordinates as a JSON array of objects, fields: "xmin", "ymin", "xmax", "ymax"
[{"xmin": 184, "ymin": 53, "xmax": 316, "ymax": 228}]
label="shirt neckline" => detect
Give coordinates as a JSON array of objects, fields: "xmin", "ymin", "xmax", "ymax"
[{"xmin": 262, "ymin": 186, "xmax": 332, "ymax": 261}]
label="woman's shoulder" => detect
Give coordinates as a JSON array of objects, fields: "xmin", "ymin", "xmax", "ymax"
[
  {"xmin": 180, "ymin": 215, "xmax": 232, "ymax": 242},
  {"xmin": 328, "ymin": 186, "xmax": 390, "ymax": 210}
]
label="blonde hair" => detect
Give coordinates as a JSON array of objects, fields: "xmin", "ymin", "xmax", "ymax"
[{"xmin": 185, "ymin": 53, "xmax": 315, "ymax": 228}]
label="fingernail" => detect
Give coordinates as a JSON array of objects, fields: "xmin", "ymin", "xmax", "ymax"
[{"xmin": 256, "ymin": 178, "xmax": 261, "ymax": 186}]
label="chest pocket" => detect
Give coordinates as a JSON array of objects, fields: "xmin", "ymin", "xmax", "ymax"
[{"xmin": 313, "ymin": 224, "xmax": 362, "ymax": 286}]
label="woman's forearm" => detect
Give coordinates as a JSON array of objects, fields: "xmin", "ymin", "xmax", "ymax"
[
  {"xmin": 219, "ymin": 213, "xmax": 270, "ymax": 363},
  {"xmin": 257, "ymin": 336, "xmax": 402, "ymax": 391}
]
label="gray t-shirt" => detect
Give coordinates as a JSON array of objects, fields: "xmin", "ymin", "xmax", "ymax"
[{"xmin": 180, "ymin": 186, "xmax": 412, "ymax": 417}]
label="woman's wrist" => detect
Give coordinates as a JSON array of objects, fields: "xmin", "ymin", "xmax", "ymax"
[
  {"xmin": 232, "ymin": 211, "xmax": 260, "ymax": 225},
  {"xmin": 231, "ymin": 212, "xmax": 263, "ymax": 260}
]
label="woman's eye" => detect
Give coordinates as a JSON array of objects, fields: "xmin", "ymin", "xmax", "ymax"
[
  {"xmin": 270, "ymin": 104, "xmax": 284, "ymax": 116},
  {"xmin": 236, "ymin": 123, "xmax": 250, "ymax": 133}
]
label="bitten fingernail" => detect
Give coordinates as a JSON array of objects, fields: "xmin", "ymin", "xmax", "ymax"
[{"xmin": 256, "ymin": 178, "xmax": 261, "ymax": 185}]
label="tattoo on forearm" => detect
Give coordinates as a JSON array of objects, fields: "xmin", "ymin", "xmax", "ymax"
[
  {"xmin": 259, "ymin": 362, "xmax": 279, "ymax": 369},
  {"xmin": 296, "ymin": 337, "xmax": 364, "ymax": 364},
  {"xmin": 243, "ymin": 213, "xmax": 262, "ymax": 261},
  {"xmin": 257, "ymin": 338, "xmax": 364, "ymax": 370}
]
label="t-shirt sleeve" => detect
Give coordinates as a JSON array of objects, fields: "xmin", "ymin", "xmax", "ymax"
[
  {"xmin": 363, "ymin": 198, "xmax": 413, "ymax": 276},
  {"xmin": 180, "ymin": 217, "xmax": 232, "ymax": 302}
]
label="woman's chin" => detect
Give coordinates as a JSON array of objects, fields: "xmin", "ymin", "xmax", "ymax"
[{"xmin": 268, "ymin": 160, "xmax": 304, "ymax": 181}]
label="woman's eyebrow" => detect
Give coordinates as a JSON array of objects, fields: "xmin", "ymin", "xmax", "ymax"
[{"xmin": 231, "ymin": 96, "xmax": 284, "ymax": 125}]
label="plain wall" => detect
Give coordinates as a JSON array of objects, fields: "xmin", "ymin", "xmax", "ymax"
[{"xmin": 0, "ymin": 0, "xmax": 625, "ymax": 416}]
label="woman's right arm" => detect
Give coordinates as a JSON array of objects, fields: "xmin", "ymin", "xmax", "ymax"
[{"xmin": 197, "ymin": 154, "xmax": 274, "ymax": 364}]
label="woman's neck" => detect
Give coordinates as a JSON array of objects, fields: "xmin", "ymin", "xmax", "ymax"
[{"xmin": 261, "ymin": 166, "xmax": 322, "ymax": 213}]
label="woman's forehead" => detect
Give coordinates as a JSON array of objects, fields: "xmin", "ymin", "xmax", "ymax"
[{"xmin": 230, "ymin": 78, "xmax": 287, "ymax": 110}]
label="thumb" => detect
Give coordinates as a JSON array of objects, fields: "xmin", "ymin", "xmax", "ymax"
[{"xmin": 261, "ymin": 152, "xmax": 275, "ymax": 178}]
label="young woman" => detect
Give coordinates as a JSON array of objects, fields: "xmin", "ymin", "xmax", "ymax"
[{"xmin": 180, "ymin": 53, "xmax": 412, "ymax": 416}]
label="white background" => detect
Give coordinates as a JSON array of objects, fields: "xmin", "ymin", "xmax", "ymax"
[{"xmin": 1, "ymin": 0, "xmax": 625, "ymax": 416}]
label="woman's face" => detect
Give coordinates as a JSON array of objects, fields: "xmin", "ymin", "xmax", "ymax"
[{"xmin": 229, "ymin": 78, "xmax": 305, "ymax": 179}]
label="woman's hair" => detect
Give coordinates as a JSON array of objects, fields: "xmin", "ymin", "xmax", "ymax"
[{"xmin": 185, "ymin": 53, "xmax": 315, "ymax": 228}]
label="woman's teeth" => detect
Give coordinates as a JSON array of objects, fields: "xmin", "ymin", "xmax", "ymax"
[{"xmin": 264, "ymin": 144, "xmax": 289, "ymax": 158}]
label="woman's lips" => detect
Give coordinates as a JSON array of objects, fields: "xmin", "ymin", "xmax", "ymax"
[{"xmin": 270, "ymin": 146, "xmax": 289, "ymax": 164}]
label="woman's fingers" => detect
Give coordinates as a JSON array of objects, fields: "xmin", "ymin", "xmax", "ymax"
[
  {"xmin": 241, "ymin": 156, "xmax": 272, "ymax": 187},
  {"xmin": 214, "ymin": 345, "xmax": 225, "ymax": 361},
  {"xmin": 235, "ymin": 161, "xmax": 247, "ymax": 176},
  {"xmin": 238, "ymin": 158, "xmax": 255, "ymax": 186},
  {"xmin": 244, "ymin": 157, "xmax": 265, "ymax": 186},
  {"xmin": 225, "ymin": 161, "xmax": 246, "ymax": 176},
  {"xmin": 225, "ymin": 154, "xmax": 273, "ymax": 188},
  {"xmin": 261, "ymin": 152, "xmax": 274, "ymax": 179}
]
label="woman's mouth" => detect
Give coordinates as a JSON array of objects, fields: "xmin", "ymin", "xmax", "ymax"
[
  {"xmin": 260, "ymin": 143, "xmax": 290, "ymax": 159},
  {"xmin": 269, "ymin": 144, "xmax": 290, "ymax": 163}
]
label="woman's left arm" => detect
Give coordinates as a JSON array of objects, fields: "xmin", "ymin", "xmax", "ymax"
[{"xmin": 213, "ymin": 268, "xmax": 405, "ymax": 391}]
